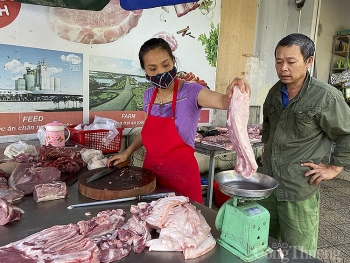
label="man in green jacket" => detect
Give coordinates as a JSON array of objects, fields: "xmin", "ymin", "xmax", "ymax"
[{"xmin": 259, "ymin": 33, "xmax": 350, "ymax": 257}]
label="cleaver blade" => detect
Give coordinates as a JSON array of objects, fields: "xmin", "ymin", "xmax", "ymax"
[{"xmin": 86, "ymin": 159, "xmax": 130, "ymax": 183}]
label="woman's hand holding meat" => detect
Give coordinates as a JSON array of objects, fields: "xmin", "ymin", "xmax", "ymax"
[
  {"xmin": 106, "ymin": 133, "xmax": 143, "ymax": 167},
  {"xmin": 225, "ymin": 78, "xmax": 251, "ymax": 102},
  {"xmin": 302, "ymin": 162, "xmax": 343, "ymax": 185},
  {"xmin": 197, "ymin": 77, "xmax": 251, "ymax": 110},
  {"xmin": 106, "ymin": 151, "xmax": 129, "ymax": 167}
]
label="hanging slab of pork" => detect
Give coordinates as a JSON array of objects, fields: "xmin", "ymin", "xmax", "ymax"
[{"xmin": 227, "ymin": 86, "xmax": 258, "ymax": 178}]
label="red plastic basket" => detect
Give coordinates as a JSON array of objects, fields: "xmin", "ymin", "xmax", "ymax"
[
  {"xmin": 213, "ymin": 181, "xmax": 231, "ymax": 207},
  {"xmin": 67, "ymin": 125, "xmax": 124, "ymax": 154}
]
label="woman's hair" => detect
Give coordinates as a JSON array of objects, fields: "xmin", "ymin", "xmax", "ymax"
[
  {"xmin": 275, "ymin": 33, "xmax": 315, "ymax": 62},
  {"xmin": 139, "ymin": 38, "xmax": 175, "ymax": 69}
]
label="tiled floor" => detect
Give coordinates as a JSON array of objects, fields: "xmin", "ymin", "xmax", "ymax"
[
  {"xmin": 207, "ymin": 169, "xmax": 350, "ymax": 263},
  {"xmin": 316, "ymin": 174, "xmax": 350, "ymax": 263}
]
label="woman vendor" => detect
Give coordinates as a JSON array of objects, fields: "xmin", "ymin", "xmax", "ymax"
[{"xmin": 107, "ymin": 38, "xmax": 250, "ymax": 203}]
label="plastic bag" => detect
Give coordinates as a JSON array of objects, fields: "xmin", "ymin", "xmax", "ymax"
[
  {"xmin": 4, "ymin": 141, "xmax": 38, "ymax": 159},
  {"xmin": 37, "ymin": 126, "xmax": 46, "ymax": 145}
]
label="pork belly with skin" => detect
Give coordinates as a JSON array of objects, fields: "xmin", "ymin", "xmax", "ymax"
[
  {"xmin": 145, "ymin": 196, "xmax": 216, "ymax": 259},
  {"xmin": 145, "ymin": 195, "xmax": 189, "ymax": 229},
  {"xmin": 0, "ymin": 224, "xmax": 100, "ymax": 262},
  {"xmin": 147, "ymin": 203, "xmax": 211, "ymax": 251},
  {"xmin": 227, "ymin": 86, "xmax": 258, "ymax": 178}
]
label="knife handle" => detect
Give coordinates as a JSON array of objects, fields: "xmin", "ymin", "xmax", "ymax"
[
  {"xmin": 114, "ymin": 159, "xmax": 131, "ymax": 169},
  {"xmin": 139, "ymin": 192, "xmax": 175, "ymax": 200}
]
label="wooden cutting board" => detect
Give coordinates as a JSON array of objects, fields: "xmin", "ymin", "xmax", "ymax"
[{"xmin": 78, "ymin": 166, "xmax": 156, "ymax": 200}]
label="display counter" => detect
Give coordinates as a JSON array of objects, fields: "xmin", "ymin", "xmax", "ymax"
[
  {"xmin": 0, "ymin": 141, "xmax": 323, "ymax": 263},
  {"xmin": 0, "ymin": 182, "xmax": 323, "ymax": 263}
]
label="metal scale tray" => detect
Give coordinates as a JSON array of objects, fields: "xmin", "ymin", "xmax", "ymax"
[{"xmin": 215, "ymin": 170, "xmax": 278, "ymax": 199}]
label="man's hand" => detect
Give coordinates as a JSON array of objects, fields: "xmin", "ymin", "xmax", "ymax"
[{"xmin": 302, "ymin": 162, "xmax": 343, "ymax": 185}]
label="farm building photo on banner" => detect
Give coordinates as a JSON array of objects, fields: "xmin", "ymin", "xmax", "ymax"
[
  {"xmin": 0, "ymin": 0, "xmax": 221, "ymax": 140},
  {"xmin": 0, "ymin": 44, "xmax": 83, "ymax": 136}
]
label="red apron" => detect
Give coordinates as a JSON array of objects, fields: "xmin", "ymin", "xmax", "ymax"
[{"xmin": 141, "ymin": 78, "xmax": 203, "ymax": 203}]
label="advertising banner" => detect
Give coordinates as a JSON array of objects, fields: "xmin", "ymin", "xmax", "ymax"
[{"xmin": 0, "ymin": 0, "xmax": 220, "ymax": 138}]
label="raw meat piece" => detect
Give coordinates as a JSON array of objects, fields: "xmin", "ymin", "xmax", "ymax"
[
  {"xmin": 145, "ymin": 195, "xmax": 189, "ymax": 229},
  {"xmin": 130, "ymin": 202, "xmax": 153, "ymax": 221},
  {"xmin": 0, "ymin": 224, "xmax": 100, "ymax": 262},
  {"xmin": 146, "ymin": 239, "xmax": 182, "ymax": 252},
  {"xmin": 81, "ymin": 147, "xmax": 108, "ymax": 170},
  {"xmin": 99, "ymin": 246, "xmax": 130, "ymax": 262},
  {"xmin": 0, "ymin": 179, "xmax": 7, "ymax": 189},
  {"xmin": 127, "ymin": 215, "xmax": 149, "ymax": 237},
  {"xmin": 0, "ymin": 188, "xmax": 25, "ymax": 202},
  {"xmin": 118, "ymin": 226, "xmax": 135, "ymax": 246},
  {"xmin": 148, "ymin": 203, "xmax": 211, "ymax": 251},
  {"xmin": 8, "ymin": 163, "xmax": 61, "ymax": 194},
  {"xmin": 41, "ymin": 156, "xmax": 83, "ymax": 174},
  {"xmin": 227, "ymin": 86, "xmax": 258, "ymax": 178},
  {"xmin": 88, "ymin": 156, "xmax": 108, "ymax": 170},
  {"xmin": 39, "ymin": 145, "xmax": 78, "ymax": 160},
  {"xmin": 46, "ymin": 0, "xmax": 143, "ymax": 44},
  {"xmin": 152, "ymin": 31, "xmax": 178, "ymax": 51},
  {"xmin": 201, "ymin": 134, "xmax": 234, "ymax": 150},
  {"xmin": 0, "ymin": 198, "xmax": 24, "ymax": 225},
  {"xmin": 195, "ymin": 132, "xmax": 203, "ymax": 143},
  {"xmin": 174, "ymin": 2, "xmax": 200, "ymax": 17},
  {"xmin": 183, "ymin": 233, "xmax": 216, "ymax": 259},
  {"xmin": 126, "ymin": 215, "xmax": 151, "ymax": 253},
  {"xmin": 200, "ymin": 125, "xmax": 261, "ymax": 149},
  {"xmin": 78, "ymin": 209, "xmax": 126, "ymax": 238},
  {"xmin": 11, "ymin": 153, "xmax": 37, "ymax": 163},
  {"xmin": 0, "ymin": 169, "xmax": 7, "ymax": 178},
  {"xmin": 214, "ymin": 126, "xmax": 229, "ymax": 133},
  {"xmin": 145, "ymin": 196, "xmax": 215, "ymax": 259},
  {"xmin": 247, "ymin": 124, "xmax": 262, "ymax": 143},
  {"xmin": 33, "ymin": 181, "xmax": 67, "ymax": 202},
  {"xmin": 38, "ymin": 145, "xmax": 84, "ymax": 173},
  {"xmin": 80, "ymin": 148, "xmax": 104, "ymax": 164},
  {"xmin": 0, "ymin": 171, "xmax": 7, "ymax": 188}
]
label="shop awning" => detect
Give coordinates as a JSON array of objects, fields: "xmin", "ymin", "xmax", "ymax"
[{"xmin": 14, "ymin": 0, "xmax": 196, "ymax": 11}]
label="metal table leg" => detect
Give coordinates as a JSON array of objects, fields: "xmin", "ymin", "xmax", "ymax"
[{"xmin": 206, "ymin": 156, "xmax": 215, "ymax": 208}]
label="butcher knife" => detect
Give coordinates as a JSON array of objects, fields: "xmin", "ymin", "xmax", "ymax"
[
  {"xmin": 67, "ymin": 192, "xmax": 175, "ymax": 209},
  {"xmin": 86, "ymin": 159, "xmax": 131, "ymax": 183}
]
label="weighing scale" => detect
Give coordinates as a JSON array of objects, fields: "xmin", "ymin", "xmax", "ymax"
[{"xmin": 214, "ymin": 170, "xmax": 278, "ymax": 262}]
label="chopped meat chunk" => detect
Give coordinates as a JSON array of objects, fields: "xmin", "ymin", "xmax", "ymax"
[{"xmin": 33, "ymin": 181, "xmax": 67, "ymax": 202}]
